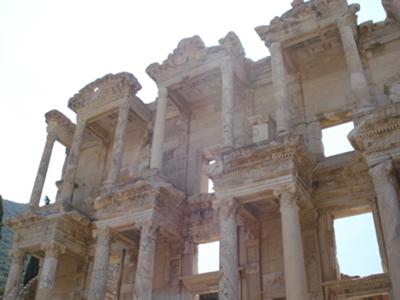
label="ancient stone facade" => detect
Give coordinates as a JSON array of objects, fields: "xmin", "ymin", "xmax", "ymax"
[{"xmin": 4, "ymin": 0, "xmax": 400, "ymax": 299}]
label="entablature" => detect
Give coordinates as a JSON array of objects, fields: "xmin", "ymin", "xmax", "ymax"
[
  {"xmin": 211, "ymin": 135, "xmax": 315, "ymax": 207},
  {"xmin": 5, "ymin": 210, "xmax": 91, "ymax": 257},
  {"xmin": 256, "ymin": 0, "xmax": 351, "ymax": 48},
  {"xmin": 349, "ymin": 103, "xmax": 400, "ymax": 166},
  {"xmin": 68, "ymin": 72, "xmax": 151, "ymax": 124}
]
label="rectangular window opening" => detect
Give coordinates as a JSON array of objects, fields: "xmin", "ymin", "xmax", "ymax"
[
  {"xmin": 41, "ymin": 141, "xmax": 66, "ymax": 206},
  {"xmin": 334, "ymin": 212, "xmax": 383, "ymax": 278},
  {"xmin": 322, "ymin": 122, "xmax": 354, "ymax": 157},
  {"xmin": 197, "ymin": 241, "xmax": 219, "ymax": 274}
]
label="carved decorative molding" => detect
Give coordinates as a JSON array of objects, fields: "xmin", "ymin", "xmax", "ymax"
[
  {"xmin": 323, "ymin": 273, "xmax": 391, "ymax": 298},
  {"xmin": 68, "ymin": 72, "xmax": 142, "ymax": 112}
]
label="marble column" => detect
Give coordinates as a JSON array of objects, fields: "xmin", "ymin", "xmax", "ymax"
[
  {"xmin": 88, "ymin": 227, "xmax": 111, "ymax": 300},
  {"xmin": 36, "ymin": 243, "xmax": 65, "ymax": 300},
  {"xmin": 276, "ymin": 190, "xmax": 308, "ymax": 300},
  {"xmin": 338, "ymin": 14, "xmax": 371, "ymax": 108},
  {"xmin": 270, "ymin": 42, "xmax": 290, "ymax": 134},
  {"xmin": 150, "ymin": 87, "xmax": 168, "ymax": 170},
  {"xmin": 369, "ymin": 160, "xmax": 400, "ymax": 300},
  {"xmin": 104, "ymin": 102, "xmax": 130, "ymax": 189},
  {"xmin": 221, "ymin": 61, "xmax": 235, "ymax": 149},
  {"xmin": 218, "ymin": 198, "xmax": 239, "ymax": 300},
  {"xmin": 133, "ymin": 223, "xmax": 158, "ymax": 300},
  {"xmin": 29, "ymin": 131, "xmax": 57, "ymax": 209},
  {"xmin": 3, "ymin": 249, "xmax": 25, "ymax": 300},
  {"xmin": 59, "ymin": 118, "xmax": 86, "ymax": 205}
]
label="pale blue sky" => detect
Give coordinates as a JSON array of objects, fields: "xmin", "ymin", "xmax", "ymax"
[{"xmin": 0, "ymin": 0, "xmax": 387, "ymax": 277}]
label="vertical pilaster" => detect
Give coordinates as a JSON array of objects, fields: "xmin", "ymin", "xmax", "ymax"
[
  {"xmin": 134, "ymin": 223, "xmax": 158, "ymax": 300},
  {"xmin": 150, "ymin": 87, "xmax": 168, "ymax": 170},
  {"xmin": 59, "ymin": 118, "xmax": 86, "ymax": 205},
  {"xmin": 29, "ymin": 132, "xmax": 57, "ymax": 208},
  {"xmin": 270, "ymin": 42, "xmax": 290, "ymax": 134},
  {"xmin": 369, "ymin": 160, "xmax": 400, "ymax": 300},
  {"xmin": 181, "ymin": 241, "xmax": 197, "ymax": 300},
  {"xmin": 338, "ymin": 13, "xmax": 371, "ymax": 108},
  {"xmin": 104, "ymin": 101, "xmax": 130, "ymax": 189},
  {"xmin": 221, "ymin": 61, "xmax": 235, "ymax": 149},
  {"xmin": 88, "ymin": 227, "xmax": 111, "ymax": 300},
  {"xmin": 317, "ymin": 209, "xmax": 339, "ymax": 281},
  {"xmin": 36, "ymin": 243, "xmax": 65, "ymax": 300},
  {"xmin": 4, "ymin": 249, "xmax": 25, "ymax": 300},
  {"xmin": 275, "ymin": 190, "xmax": 308, "ymax": 300},
  {"xmin": 217, "ymin": 198, "xmax": 239, "ymax": 300}
]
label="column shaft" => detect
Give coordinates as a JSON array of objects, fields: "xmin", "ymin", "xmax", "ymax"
[
  {"xmin": 271, "ymin": 42, "xmax": 290, "ymax": 133},
  {"xmin": 221, "ymin": 62, "xmax": 235, "ymax": 149},
  {"xmin": 59, "ymin": 119, "xmax": 86, "ymax": 205},
  {"xmin": 278, "ymin": 191, "xmax": 308, "ymax": 300},
  {"xmin": 150, "ymin": 88, "xmax": 168, "ymax": 170},
  {"xmin": 88, "ymin": 228, "xmax": 111, "ymax": 300},
  {"xmin": 369, "ymin": 160, "xmax": 400, "ymax": 300},
  {"xmin": 29, "ymin": 132, "xmax": 57, "ymax": 208},
  {"xmin": 218, "ymin": 199, "xmax": 239, "ymax": 300},
  {"xmin": 338, "ymin": 18, "xmax": 371, "ymax": 108},
  {"xmin": 36, "ymin": 243, "xmax": 65, "ymax": 300},
  {"xmin": 4, "ymin": 250, "xmax": 25, "ymax": 300},
  {"xmin": 134, "ymin": 224, "xmax": 157, "ymax": 300},
  {"xmin": 105, "ymin": 102, "xmax": 130, "ymax": 188}
]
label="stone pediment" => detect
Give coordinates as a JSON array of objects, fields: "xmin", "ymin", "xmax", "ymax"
[
  {"xmin": 349, "ymin": 103, "xmax": 400, "ymax": 165},
  {"xmin": 146, "ymin": 32, "xmax": 247, "ymax": 83},
  {"xmin": 255, "ymin": 0, "xmax": 351, "ymax": 46},
  {"xmin": 68, "ymin": 72, "xmax": 142, "ymax": 113}
]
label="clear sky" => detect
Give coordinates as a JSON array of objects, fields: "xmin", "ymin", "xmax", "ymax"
[{"xmin": 0, "ymin": 0, "xmax": 386, "ymax": 276}]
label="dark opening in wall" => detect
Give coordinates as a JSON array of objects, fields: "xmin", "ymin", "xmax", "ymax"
[{"xmin": 199, "ymin": 293, "xmax": 218, "ymax": 300}]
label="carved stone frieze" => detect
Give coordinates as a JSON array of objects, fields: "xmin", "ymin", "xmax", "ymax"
[{"xmin": 68, "ymin": 72, "xmax": 141, "ymax": 112}]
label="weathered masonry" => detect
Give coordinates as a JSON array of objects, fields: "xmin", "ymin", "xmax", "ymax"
[{"xmin": 5, "ymin": 0, "xmax": 400, "ymax": 299}]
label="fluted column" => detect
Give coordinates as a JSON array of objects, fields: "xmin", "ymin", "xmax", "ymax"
[
  {"xmin": 104, "ymin": 102, "xmax": 130, "ymax": 189},
  {"xmin": 4, "ymin": 249, "xmax": 25, "ymax": 300},
  {"xmin": 217, "ymin": 198, "xmax": 239, "ymax": 300},
  {"xmin": 275, "ymin": 190, "xmax": 308, "ymax": 300},
  {"xmin": 270, "ymin": 42, "xmax": 290, "ymax": 134},
  {"xmin": 59, "ymin": 118, "xmax": 86, "ymax": 205},
  {"xmin": 150, "ymin": 87, "xmax": 168, "ymax": 170},
  {"xmin": 133, "ymin": 223, "xmax": 158, "ymax": 300},
  {"xmin": 369, "ymin": 160, "xmax": 400, "ymax": 300},
  {"xmin": 36, "ymin": 243, "xmax": 65, "ymax": 300},
  {"xmin": 29, "ymin": 131, "xmax": 57, "ymax": 209},
  {"xmin": 338, "ymin": 13, "xmax": 371, "ymax": 108},
  {"xmin": 221, "ymin": 61, "xmax": 235, "ymax": 149},
  {"xmin": 88, "ymin": 227, "xmax": 111, "ymax": 300}
]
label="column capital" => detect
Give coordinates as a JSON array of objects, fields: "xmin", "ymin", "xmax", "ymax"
[
  {"xmin": 270, "ymin": 41, "xmax": 282, "ymax": 53},
  {"xmin": 138, "ymin": 221, "xmax": 159, "ymax": 239},
  {"xmin": 337, "ymin": 5, "xmax": 359, "ymax": 29},
  {"xmin": 41, "ymin": 242, "xmax": 66, "ymax": 258},
  {"xmin": 220, "ymin": 59, "xmax": 234, "ymax": 75},
  {"xmin": 93, "ymin": 227, "xmax": 112, "ymax": 246},
  {"xmin": 9, "ymin": 249, "xmax": 25, "ymax": 262},
  {"xmin": 45, "ymin": 131, "xmax": 58, "ymax": 143},
  {"xmin": 214, "ymin": 197, "xmax": 238, "ymax": 219},
  {"xmin": 369, "ymin": 159, "xmax": 395, "ymax": 181},
  {"xmin": 157, "ymin": 86, "xmax": 168, "ymax": 98},
  {"xmin": 273, "ymin": 187, "xmax": 299, "ymax": 209}
]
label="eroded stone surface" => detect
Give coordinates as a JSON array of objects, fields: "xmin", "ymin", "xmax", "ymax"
[{"xmin": 4, "ymin": 1, "xmax": 400, "ymax": 299}]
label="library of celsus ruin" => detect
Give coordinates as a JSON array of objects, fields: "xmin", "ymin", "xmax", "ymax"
[{"xmin": 4, "ymin": 0, "xmax": 400, "ymax": 299}]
